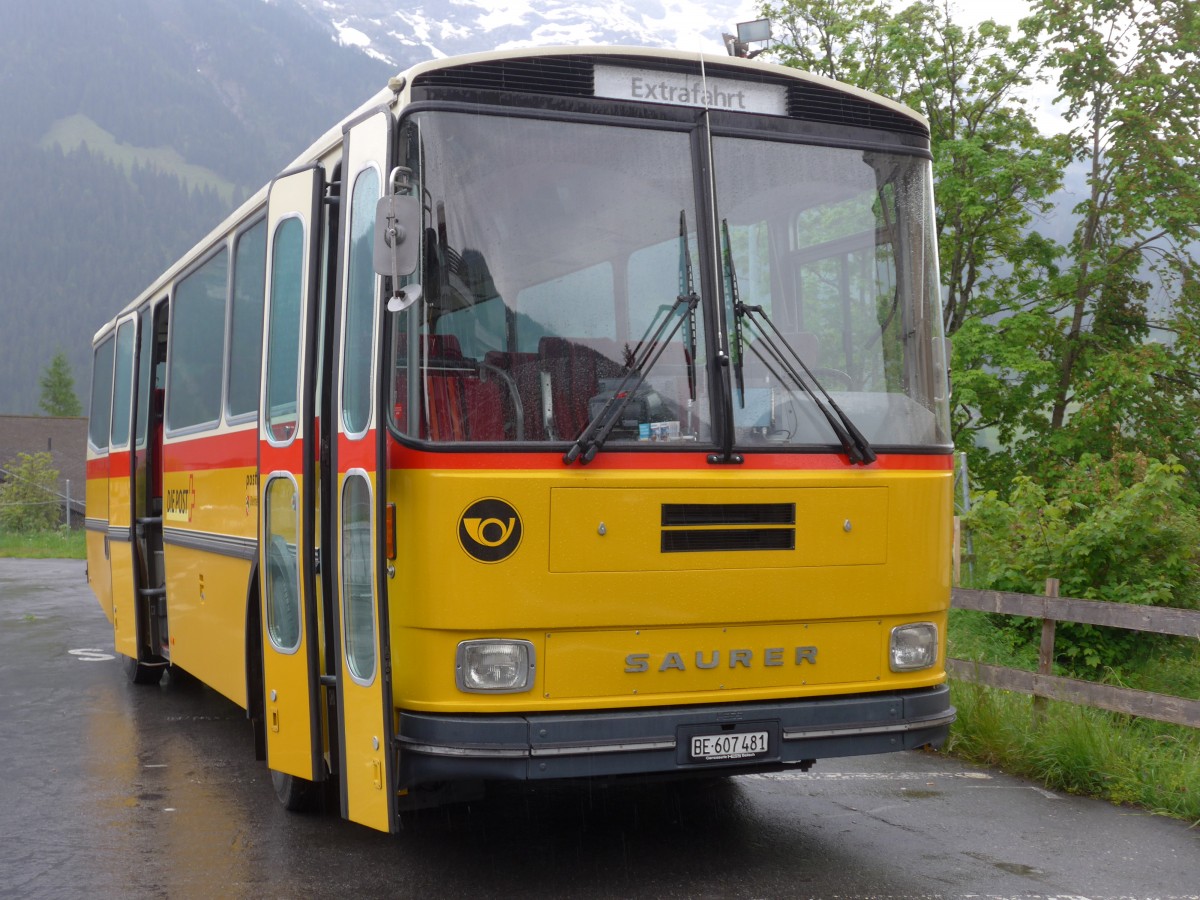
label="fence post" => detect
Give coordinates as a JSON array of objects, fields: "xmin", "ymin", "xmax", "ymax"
[
  {"xmin": 953, "ymin": 517, "xmax": 961, "ymax": 585},
  {"xmin": 956, "ymin": 452, "xmax": 974, "ymax": 583},
  {"xmin": 1033, "ymin": 577, "xmax": 1060, "ymax": 725},
  {"xmin": 65, "ymin": 479, "xmax": 71, "ymax": 529}
]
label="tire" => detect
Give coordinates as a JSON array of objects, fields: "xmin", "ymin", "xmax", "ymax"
[
  {"xmin": 123, "ymin": 654, "xmax": 164, "ymax": 685},
  {"xmin": 271, "ymin": 769, "xmax": 317, "ymax": 812}
]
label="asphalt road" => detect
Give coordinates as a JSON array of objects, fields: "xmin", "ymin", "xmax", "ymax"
[{"xmin": 1, "ymin": 558, "xmax": 1197, "ymax": 899}]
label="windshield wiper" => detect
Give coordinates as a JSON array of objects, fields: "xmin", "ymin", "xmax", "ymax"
[
  {"xmin": 720, "ymin": 221, "xmax": 746, "ymax": 408},
  {"xmin": 564, "ymin": 213, "xmax": 700, "ymax": 465},
  {"xmin": 721, "ymin": 219, "xmax": 875, "ymax": 466},
  {"xmin": 562, "ymin": 290, "xmax": 699, "ymax": 465},
  {"xmin": 679, "ymin": 210, "xmax": 698, "ymax": 403}
]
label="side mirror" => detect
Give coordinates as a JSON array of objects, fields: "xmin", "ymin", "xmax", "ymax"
[
  {"xmin": 944, "ymin": 336, "xmax": 953, "ymax": 393},
  {"xmin": 374, "ymin": 192, "xmax": 421, "ymax": 281},
  {"xmin": 374, "ymin": 167, "xmax": 422, "ymax": 311}
]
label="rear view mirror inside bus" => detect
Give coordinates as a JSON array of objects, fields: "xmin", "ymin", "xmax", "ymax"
[{"xmin": 374, "ymin": 192, "xmax": 421, "ymax": 284}]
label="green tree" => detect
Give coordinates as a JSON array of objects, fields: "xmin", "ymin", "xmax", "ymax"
[
  {"xmin": 763, "ymin": 0, "xmax": 897, "ymax": 92},
  {"xmin": 761, "ymin": 0, "xmax": 1065, "ymax": 460},
  {"xmin": 0, "ymin": 452, "xmax": 62, "ymax": 532},
  {"xmin": 1004, "ymin": 0, "xmax": 1200, "ymax": 486},
  {"xmin": 763, "ymin": 0, "xmax": 1200, "ymax": 493},
  {"xmin": 38, "ymin": 350, "xmax": 82, "ymax": 417}
]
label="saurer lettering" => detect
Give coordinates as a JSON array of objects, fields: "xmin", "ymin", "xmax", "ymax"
[{"xmin": 625, "ymin": 646, "xmax": 818, "ymax": 673}]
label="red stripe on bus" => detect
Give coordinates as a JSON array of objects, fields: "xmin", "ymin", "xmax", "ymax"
[
  {"xmin": 382, "ymin": 444, "xmax": 954, "ymax": 472},
  {"xmin": 147, "ymin": 428, "xmax": 954, "ymax": 475},
  {"xmin": 83, "ymin": 449, "xmax": 132, "ymax": 480},
  {"xmin": 162, "ymin": 431, "xmax": 258, "ymax": 471},
  {"xmin": 337, "ymin": 433, "xmax": 378, "ymax": 471},
  {"xmin": 259, "ymin": 441, "xmax": 306, "ymax": 474}
]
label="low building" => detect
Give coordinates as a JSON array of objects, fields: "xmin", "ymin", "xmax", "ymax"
[{"xmin": 0, "ymin": 415, "xmax": 88, "ymax": 520}]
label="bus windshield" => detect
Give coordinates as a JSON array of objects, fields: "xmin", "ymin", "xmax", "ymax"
[
  {"xmin": 712, "ymin": 137, "xmax": 949, "ymax": 450},
  {"xmin": 388, "ymin": 109, "xmax": 948, "ymax": 451},
  {"xmin": 389, "ymin": 111, "xmax": 710, "ymax": 446}
]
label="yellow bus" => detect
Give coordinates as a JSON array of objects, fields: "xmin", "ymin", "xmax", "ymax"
[{"xmin": 86, "ymin": 46, "xmax": 954, "ymax": 833}]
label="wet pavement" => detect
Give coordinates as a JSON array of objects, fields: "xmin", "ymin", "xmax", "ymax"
[{"xmin": 1, "ymin": 557, "xmax": 1197, "ymax": 899}]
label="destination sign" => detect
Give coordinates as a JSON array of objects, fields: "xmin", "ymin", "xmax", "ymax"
[{"xmin": 594, "ymin": 64, "xmax": 786, "ymax": 116}]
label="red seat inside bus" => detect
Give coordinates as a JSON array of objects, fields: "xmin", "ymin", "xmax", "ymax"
[
  {"xmin": 394, "ymin": 335, "xmax": 507, "ymax": 442},
  {"xmin": 482, "ymin": 350, "xmax": 544, "ymax": 441},
  {"xmin": 536, "ymin": 336, "xmax": 626, "ymax": 441}
]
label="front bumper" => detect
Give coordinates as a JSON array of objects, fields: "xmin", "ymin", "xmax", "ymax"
[{"xmin": 397, "ymin": 685, "xmax": 953, "ymax": 786}]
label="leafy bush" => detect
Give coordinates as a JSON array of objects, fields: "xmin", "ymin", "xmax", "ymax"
[
  {"xmin": 965, "ymin": 453, "xmax": 1200, "ymax": 673},
  {"xmin": 0, "ymin": 452, "xmax": 62, "ymax": 533}
]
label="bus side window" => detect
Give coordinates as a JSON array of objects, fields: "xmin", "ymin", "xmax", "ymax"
[
  {"xmin": 167, "ymin": 249, "xmax": 229, "ymax": 433},
  {"xmin": 228, "ymin": 220, "xmax": 267, "ymax": 421},
  {"xmin": 109, "ymin": 319, "xmax": 136, "ymax": 450},
  {"xmin": 88, "ymin": 337, "xmax": 116, "ymax": 453}
]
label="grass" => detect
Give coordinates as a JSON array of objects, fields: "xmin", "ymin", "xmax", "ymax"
[
  {"xmin": 0, "ymin": 527, "xmax": 86, "ymax": 559},
  {"xmin": 39, "ymin": 113, "xmax": 237, "ymax": 204},
  {"xmin": 946, "ymin": 607, "xmax": 1200, "ymax": 824}
]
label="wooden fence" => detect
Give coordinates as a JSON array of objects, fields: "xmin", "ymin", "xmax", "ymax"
[{"xmin": 947, "ymin": 582, "xmax": 1200, "ymax": 729}]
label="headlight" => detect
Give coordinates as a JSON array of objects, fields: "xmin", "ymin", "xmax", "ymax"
[
  {"xmin": 890, "ymin": 622, "xmax": 938, "ymax": 672},
  {"xmin": 456, "ymin": 640, "xmax": 535, "ymax": 693}
]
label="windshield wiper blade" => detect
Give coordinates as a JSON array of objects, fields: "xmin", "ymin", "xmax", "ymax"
[
  {"xmin": 718, "ymin": 218, "xmax": 873, "ymax": 465},
  {"xmin": 563, "ymin": 289, "xmax": 700, "ymax": 466},
  {"xmin": 720, "ymin": 220, "xmax": 746, "ymax": 407},
  {"xmin": 739, "ymin": 303, "xmax": 876, "ymax": 466},
  {"xmin": 679, "ymin": 210, "xmax": 698, "ymax": 402},
  {"xmin": 564, "ymin": 212, "xmax": 700, "ymax": 466}
]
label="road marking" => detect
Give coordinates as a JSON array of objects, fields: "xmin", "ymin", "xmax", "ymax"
[
  {"xmin": 68, "ymin": 647, "xmax": 115, "ymax": 662},
  {"xmin": 743, "ymin": 769, "xmax": 1067, "ymax": 800},
  {"xmin": 965, "ymin": 784, "xmax": 1063, "ymax": 800},
  {"xmin": 740, "ymin": 771, "xmax": 994, "ymax": 781}
]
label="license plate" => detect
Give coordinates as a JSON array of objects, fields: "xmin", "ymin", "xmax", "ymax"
[{"xmin": 690, "ymin": 731, "xmax": 770, "ymax": 761}]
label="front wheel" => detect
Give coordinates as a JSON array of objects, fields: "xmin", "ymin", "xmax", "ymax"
[
  {"xmin": 123, "ymin": 654, "xmax": 164, "ymax": 685},
  {"xmin": 270, "ymin": 769, "xmax": 317, "ymax": 812}
]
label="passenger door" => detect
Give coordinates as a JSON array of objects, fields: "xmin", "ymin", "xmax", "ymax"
[
  {"xmin": 108, "ymin": 313, "xmax": 139, "ymax": 662},
  {"xmin": 258, "ymin": 165, "xmax": 326, "ymax": 787},
  {"xmin": 330, "ymin": 109, "xmax": 397, "ymax": 832}
]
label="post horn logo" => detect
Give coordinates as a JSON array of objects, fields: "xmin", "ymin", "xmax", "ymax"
[{"xmin": 458, "ymin": 498, "xmax": 522, "ymax": 563}]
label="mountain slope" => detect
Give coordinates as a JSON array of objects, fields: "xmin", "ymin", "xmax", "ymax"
[
  {"xmin": 0, "ymin": 0, "xmax": 753, "ymax": 417},
  {"xmin": 0, "ymin": 0, "xmax": 392, "ymax": 416}
]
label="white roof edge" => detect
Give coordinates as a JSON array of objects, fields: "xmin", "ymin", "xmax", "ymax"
[{"xmin": 98, "ymin": 45, "xmax": 925, "ymax": 340}]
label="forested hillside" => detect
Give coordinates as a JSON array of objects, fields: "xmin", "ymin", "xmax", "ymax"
[{"xmin": 0, "ymin": 0, "xmax": 392, "ymax": 414}]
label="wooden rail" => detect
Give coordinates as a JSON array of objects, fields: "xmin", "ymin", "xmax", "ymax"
[{"xmin": 948, "ymin": 584, "xmax": 1200, "ymax": 729}]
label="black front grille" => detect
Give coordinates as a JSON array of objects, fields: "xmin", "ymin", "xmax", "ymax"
[
  {"xmin": 662, "ymin": 503, "xmax": 795, "ymax": 526},
  {"xmin": 661, "ymin": 502, "xmax": 796, "ymax": 553},
  {"xmin": 662, "ymin": 528, "xmax": 796, "ymax": 553},
  {"xmin": 787, "ymin": 82, "xmax": 928, "ymax": 137},
  {"xmin": 412, "ymin": 57, "xmax": 595, "ymax": 98}
]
